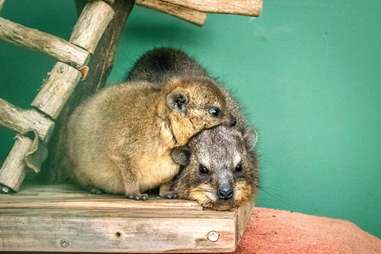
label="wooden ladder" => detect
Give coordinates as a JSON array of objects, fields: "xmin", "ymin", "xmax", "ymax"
[
  {"xmin": 0, "ymin": 0, "xmax": 135, "ymax": 193},
  {"xmin": 0, "ymin": 0, "xmax": 263, "ymax": 194}
]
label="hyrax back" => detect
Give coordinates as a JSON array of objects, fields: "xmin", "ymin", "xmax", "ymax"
[
  {"xmin": 171, "ymin": 125, "xmax": 258, "ymax": 211},
  {"xmin": 62, "ymin": 79, "xmax": 231, "ymax": 199}
]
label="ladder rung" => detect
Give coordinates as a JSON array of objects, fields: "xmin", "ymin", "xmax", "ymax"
[
  {"xmin": 0, "ymin": 17, "xmax": 89, "ymax": 69},
  {"xmin": 0, "ymin": 98, "xmax": 54, "ymax": 141}
]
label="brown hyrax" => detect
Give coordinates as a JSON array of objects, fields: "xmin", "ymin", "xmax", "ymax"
[
  {"xmin": 171, "ymin": 125, "xmax": 258, "ymax": 211},
  {"xmin": 62, "ymin": 78, "xmax": 235, "ymax": 200}
]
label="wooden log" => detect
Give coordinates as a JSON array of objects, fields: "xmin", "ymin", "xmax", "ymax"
[
  {"xmin": 31, "ymin": 62, "xmax": 82, "ymax": 119},
  {"xmin": 136, "ymin": 0, "xmax": 207, "ymax": 26},
  {"xmin": 161, "ymin": 0, "xmax": 263, "ymax": 16},
  {"xmin": 0, "ymin": 17, "xmax": 89, "ymax": 69},
  {"xmin": 0, "ymin": 131, "xmax": 48, "ymax": 192},
  {"xmin": 0, "ymin": 98, "xmax": 54, "ymax": 140},
  {"xmin": 0, "ymin": 183, "xmax": 252, "ymax": 252},
  {"xmin": 0, "ymin": 136, "xmax": 31, "ymax": 192},
  {"xmin": 70, "ymin": 0, "xmax": 115, "ymax": 53},
  {"xmin": 46, "ymin": 0, "xmax": 135, "ymax": 181}
]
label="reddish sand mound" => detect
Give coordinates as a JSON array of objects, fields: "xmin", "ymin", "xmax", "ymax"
[{"xmin": 237, "ymin": 207, "xmax": 381, "ymax": 254}]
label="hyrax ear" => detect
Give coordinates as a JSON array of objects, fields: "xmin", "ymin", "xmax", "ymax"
[
  {"xmin": 243, "ymin": 128, "xmax": 258, "ymax": 149},
  {"xmin": 171, "ymin": 146, "xmax": 191, "ymax": 166},
  {"xmin": 167, "ymin": 91, "xmax": 188, "ymax": 112}
]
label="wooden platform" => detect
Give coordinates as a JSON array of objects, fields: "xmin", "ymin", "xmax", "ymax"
[{"xmin": 0, "ymin": 183, "xmax": 252, "ymax": 253}]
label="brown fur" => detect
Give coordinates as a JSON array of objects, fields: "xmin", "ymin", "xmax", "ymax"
[{"xmin": 58, "ymin": 77, "xmax": 231, "ymax": 199}]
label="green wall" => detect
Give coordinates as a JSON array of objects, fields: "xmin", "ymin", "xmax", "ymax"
[{"xmin": 1, "ymin": 0, "xmax": 380, "ymax": 238}]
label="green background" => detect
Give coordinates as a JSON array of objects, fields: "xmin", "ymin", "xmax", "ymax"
[{"xmin": 1, "ymin": 0, "xmax": 380, "ymax": 237}]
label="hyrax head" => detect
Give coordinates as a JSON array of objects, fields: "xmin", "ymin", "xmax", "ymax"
[
  {"xmin": 162, "ymin": 77, "xmax": 236, "ymax": 145},
  {"xmin": 172, "ymin": 125, "xmax": 258, "ymax": 211}
]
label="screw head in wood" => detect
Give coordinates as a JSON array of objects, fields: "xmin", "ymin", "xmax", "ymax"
[
  {"xmin": 207, "ymin": 231, "xmax": 219, "ymax": 242},
  {"xmin": 60, "ymin": 239, "xmax": 70, "ymax": 248}
]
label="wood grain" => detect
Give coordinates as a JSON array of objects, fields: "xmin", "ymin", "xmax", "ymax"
[
  {"xmin": 70, "ymin": 0, "xmax": 115, "ymax": 53},
  {"xmin": 136, "ymin": 0, "xmax": 207, "ymax": 26},
  {"xmin": 0, "ymin": 183, "xmax": 253, "ymax": 252},
  {"xmin": 161, "ymin": 0, "xmax": 263, "ymax": 16},
  {"xmin": 0, "ymin": 136, "xmax": 31, "ymax": 192},
  {"xmin": 0, "ymin": 17, "xmax": 89, "ymax": 69},
  {"xmin": 31, "ymin": 62, "xmax": 82, "ymax": 119},
  {"xmin": 0, "ymin": 98, "xmax": 54, "ymax": 140}
]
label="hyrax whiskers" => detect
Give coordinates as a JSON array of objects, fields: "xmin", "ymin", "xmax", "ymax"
[{"xmin": 61, "ymin": 78, "xmax": 234, "ymax": 200}]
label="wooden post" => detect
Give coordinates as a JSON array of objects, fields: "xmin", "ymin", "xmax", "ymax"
[
  {"xmin": 136, "ymin": 0, "xmax": 207, "ymax": 26},
  {"xmin": 161, "ymin": 0, "xmax": 263, "ymax": 16},
  {"xmin": 31, "ymin": 63, "xmax": 83, "ymax": 120},
  {"xmin": 0, "ymin": 17, "xmax": 89, "ymax": 69},
  {"xmin": 70, "ymin": 0, "xmax": 115, "ymax": 53},
  {"xmin": 47, "ymin": 0, "xmax": 135, "ymax": 181},
  {"xmin": 0, "ymin": 136, "xmax": 32, "ymax": 193}
]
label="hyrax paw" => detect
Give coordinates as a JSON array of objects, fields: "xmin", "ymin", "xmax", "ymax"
[
  {"xmin": 161, "ymin": 192, "xmax": 178, "ymax": 199},
  {"xmin": 127, "ymin": 193, "xmax": 149, "ymax": 201},
  {"xmin": 89, "ymin": 187, "xmax": 103, "ymax": 195}
]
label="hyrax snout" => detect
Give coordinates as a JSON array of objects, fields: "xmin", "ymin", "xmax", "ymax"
[{"xmin": 171, "ymin": 125, "xmax": 258, "ymax": 211}]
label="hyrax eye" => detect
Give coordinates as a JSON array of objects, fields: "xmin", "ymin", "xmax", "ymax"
[
  {"xmin": 208, "ymin": 106, "xmax": 221, "ymax": 118},
  {"xmin": 199, "ymin": 164, "xmax": 209, "ymax": 175},
  {"xmin": 235, "ymin": 162, "xmax": 243, "ymax": 172}
]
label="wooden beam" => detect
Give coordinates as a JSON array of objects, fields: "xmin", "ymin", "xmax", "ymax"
[
  {"xmin": 161, "ymin": 0, "xmax": 263, "ymax": 16},
  {"xmin": 70, "ymin": 0, "xmax": 115, "ymax": 53},
  {"xmin": 0, "ymin": 183, "xmax": 253, "ymax": 253},
  {"xmin": 136, "ymin": 0, "xmax": 207, "ymax": 26},
  {"xmin": 0, "ymin": 98, "xmax": 54, "ymax": 140},
  {"xmin": 32, "ymin": 0, "xmax": 116, "ymax": 119},
  {"xmin": 31, "ymin": 62, "xmax": 82, "ymax": 119},
  {"xmin": 0, "ymin": 17, "xmax": 89, "ymax": 69},
  {"xmin": 46, "ymin": 0, "xmax": 135, "ymax": 181},
  {"xmin": 0, "ymin": 136, "xmax": 31, "ymax": 192}
]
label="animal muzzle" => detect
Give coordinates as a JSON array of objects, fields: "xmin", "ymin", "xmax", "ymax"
[
  {"xmin": 217, "ymin": 184, "xmax": 234, "ymax": 200},
  {"xmin": 223, "ymin": 114, "xmax": 237, "ymax": 127}
]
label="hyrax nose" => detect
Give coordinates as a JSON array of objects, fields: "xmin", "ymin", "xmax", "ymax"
[
  {"xmin": 223, "ymin": 114, "xmax": 237, "ymax": 127},
  {"xmin": 218, "ymin": 186, "xmax": 234, "ymax": 200}
]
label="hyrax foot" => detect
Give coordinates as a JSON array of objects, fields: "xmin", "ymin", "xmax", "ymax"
[
  {"xmin": 89, "ymin": 187, "xmax": 104, "ymax": 195},
  {"xmin": 127, "ymin": 193, "xmax": 149, "ymax": 201},
  {"xmin": 160, "ymin": 191, "xmax": 178, "ymax": 199}
]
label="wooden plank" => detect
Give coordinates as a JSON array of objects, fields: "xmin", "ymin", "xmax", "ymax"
[
  {"xmin": 0, "ymin": 209, "xmax": 236, "ymax": 253},
  {"xmin": 136, "ymin": 0, "xmax": 207, "ymax": 26},
  {"xmin": 0, "ymin": 183, "xmax": 203, "ymax": 211},
  {"xmin": 70, "ymin": 0, "xmax": 115, "ymax": 53},
  {"xmin": 161, "ymin": 0, "xmax": 263, "ymax": 16},
  {"xmin": 0, "ymin": 17, "xmax": 89, "ymax": 69},
  {"xmin": 31, "ymin": 62, "xmax": 82, "ymax": 119},
  {"xmin": 0, "ymin": 183, "xmax": 254, "ymax": 253},
  {"xmin": 0, "ymin": 98, "xmax": 54, "ymax": 140}
]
